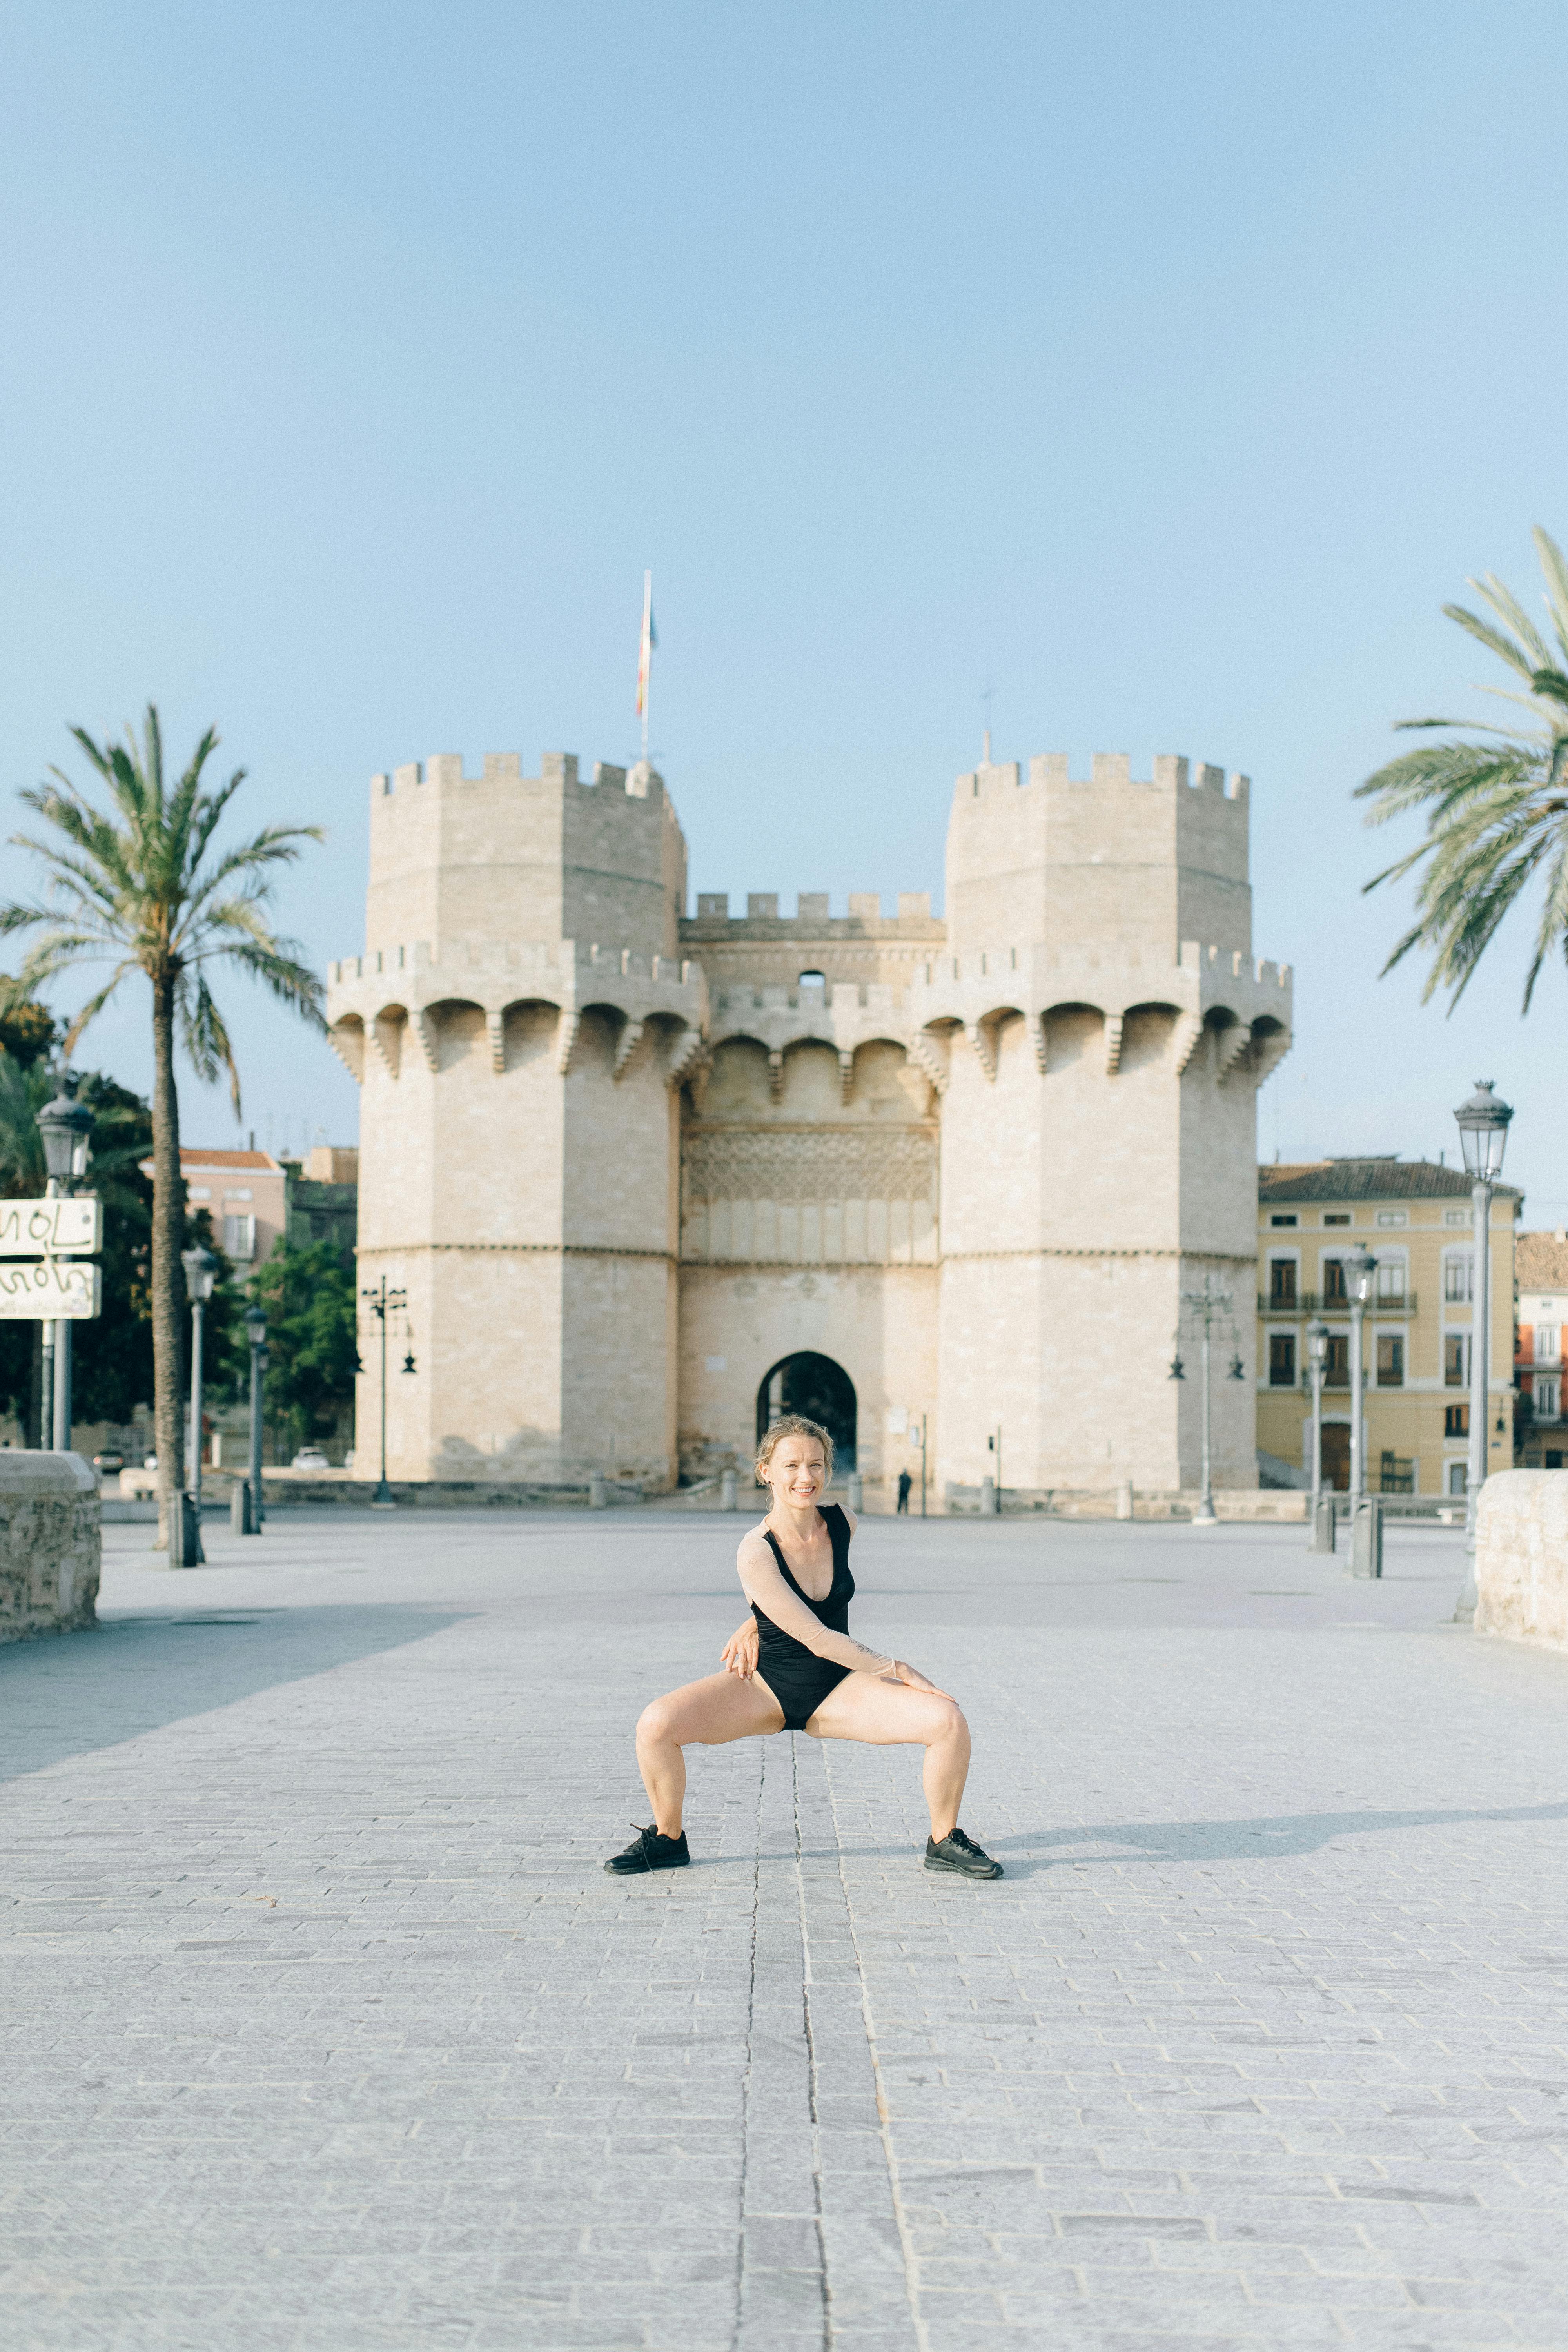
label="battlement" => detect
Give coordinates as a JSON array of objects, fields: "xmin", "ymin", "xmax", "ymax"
[
  {"xmin": 372, "ymin": 752, "xmax": 680, "ymax": 820},
  {"xmin": 952, "ymin": 752, "xmax": 1249, "ymax": 809},
  {"xmin": 681, "ymin": 890, "xmax": 942, "ymax": 940}
]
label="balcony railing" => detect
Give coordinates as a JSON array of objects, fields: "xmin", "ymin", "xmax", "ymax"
[{"xmin": 1258, "ymin": 1290, "xmax": 1416, "ymax": 1316}]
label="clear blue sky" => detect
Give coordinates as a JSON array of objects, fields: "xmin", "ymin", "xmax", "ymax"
[{"xmin": 3, "ymin": 2, "xmax": 1565, "ymax": 1211}]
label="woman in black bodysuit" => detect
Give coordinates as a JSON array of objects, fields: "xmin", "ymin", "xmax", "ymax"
[{"xmin": 604, "ymin": 1413, "xmax": 1001, "ymax": 1879}]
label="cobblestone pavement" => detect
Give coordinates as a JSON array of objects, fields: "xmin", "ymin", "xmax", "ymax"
[{"xmin": 4, "ymin": 1508, "xmax": 1568, "ymax": 2352}]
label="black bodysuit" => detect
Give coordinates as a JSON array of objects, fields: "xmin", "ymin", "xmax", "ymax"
[{"xmin": 752, "ymin": 1504, "xmax": 857, "ymax": 1731}]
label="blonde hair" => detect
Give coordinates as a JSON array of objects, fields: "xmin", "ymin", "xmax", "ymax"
[{"xmin": 756, "ymin": 1413, "xmax": 834, "ymax": 1487}]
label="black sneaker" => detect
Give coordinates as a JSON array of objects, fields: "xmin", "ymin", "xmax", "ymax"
[
  {"xmin": 604, "ymin": 1824, "xmax": 691, "ymax": 1875},
  {"xmin": 925, "ymin": 1828, "xmax": 1003, "ymax": 1879}
]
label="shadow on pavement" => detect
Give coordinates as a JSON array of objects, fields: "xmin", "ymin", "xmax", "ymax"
[
  {"xmin": 0, "ymin": 1606, "xmax": 468, "ymax": 1785},
  {"xmin": 990, "ymin": 1799, "xmax": 1568, "ymax": 1869}
]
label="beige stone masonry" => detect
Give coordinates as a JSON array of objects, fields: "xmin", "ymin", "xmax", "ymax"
[{"xmin": 0, "ymin": 1451, "xmax": 100, "ymax": 1643}]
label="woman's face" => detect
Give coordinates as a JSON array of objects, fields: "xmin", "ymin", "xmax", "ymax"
[{"xmin": 765, "ymin": 1437, "xmax": 826, "ymax": 1508}]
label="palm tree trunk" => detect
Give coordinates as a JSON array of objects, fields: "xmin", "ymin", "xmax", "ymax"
[{"xmin": 149, "ymin": 970, "xmax": 185, "ymax": 1550}]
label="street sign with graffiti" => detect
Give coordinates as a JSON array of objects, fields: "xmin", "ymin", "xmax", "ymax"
[
  {"xmin": 0, "ymin": 1260, "xmax": 102, "ymax": 1319},
  {"xmin": 0, "ymin": 1197, "xmax": 102, "ymax": 1256}
]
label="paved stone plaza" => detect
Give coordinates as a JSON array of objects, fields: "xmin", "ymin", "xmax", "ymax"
[{"xmin": 4, "ymin": 1507, "xmax": 1568, "ymax": 2352}]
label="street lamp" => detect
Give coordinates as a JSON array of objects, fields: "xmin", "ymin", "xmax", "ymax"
[
  {"xmin": 1180, "ymin": 1273, "xmax": 1232, "ymax": 1527},
  {"xmin": 361, "ymin": 1275, "xmax": 407, "ymax": 1507},
  {"xmin": 181, "ymin": 1245, "xmax": 216, "ymax": 1562},
  {"xmin": 1343, "ymin": 1244, "xmax": 1377, "ymax": 1500},
  {"xmin": 1305, "ymin": 1316, "xmax": 1329, "ymax": 1530},
  {"xmin": 243, "ymin": 1302, "xmax": 267, "ymax": 1535},
  {"xmin": 1454, "ymin": 1079, "xmax": 1514, "ymax": 1621},
  {"xmin": 36, "ymin": 1078, "xmax": 93, "ymax": 1453}
]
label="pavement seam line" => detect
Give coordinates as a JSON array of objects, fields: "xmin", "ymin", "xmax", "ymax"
[{"xmin": 792, "ymin": 1733, "xmax": 831, "ymax": 2352}]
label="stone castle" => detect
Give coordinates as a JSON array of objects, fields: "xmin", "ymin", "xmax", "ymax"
[{"xmin": 326, "ymin": 747, "xmax": 1292, "ymax": 1497}]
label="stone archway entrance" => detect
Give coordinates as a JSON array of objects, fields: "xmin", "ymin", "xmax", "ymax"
[{"xmin": 758, "ymin": 1353, "xmax": 857, "ymax": 1475}]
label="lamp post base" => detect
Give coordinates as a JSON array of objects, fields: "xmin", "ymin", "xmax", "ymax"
[
  {"xmin": 371, "ymin": 1479, "xmax": 396, "ymax": 1510},
  {"xmin": 1191, "ymin": 1499, "xmax": 1218, "ymax": 1526}
]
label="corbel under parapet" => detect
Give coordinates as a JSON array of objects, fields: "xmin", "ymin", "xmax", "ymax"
[
  {"xmin": 613, "ymin": 1019, "xmax": 645, "ymax": 1080},
  {"xmin": 409, "ymin": 1009, "xmax": 440, "ymax": 1074},
  {"xmin": 327, "ymin": 1024, "xmax": 365, "ymax": 1085},
  {"xmin": 964, "ymin": 1021, "xmax": 996, "ymax": 1082},
  {"xmin": 838, "ymin": 1051, "xmax": 855, "ymax": 1105},
  {"xmin": 668, "ymin": 1029, "xmax": 709, "ymax": 1096},
  {"xmin": 1172, "ymin": 1012, "xmax": 1205, "ymax": 1076},
  {"xmin": 556, "ymin": 1010, "xmax": 581, "ymax": 1076},
  {"xmin": 1031, "ymin": 1013, "xmax": 1049, "ymax": 1075},
  {"xmin": 1215, "ymin": 1022, "xmax": 1254, "ymax": 1085},
  {"xmin": 486, "ymin": 1011, "xmax": 506, "ymax": 1073},
  {"xmin": 767, "ymin": 1049, "xmax": 785, "ymax": 1103},
  {"xmin": 1103, "ymin": 1014, "xmax": 1124, "ymax": 1076},
  {"xmin": 908, "ymin": 1031, "xmax": 949, "ymax": 1097}
]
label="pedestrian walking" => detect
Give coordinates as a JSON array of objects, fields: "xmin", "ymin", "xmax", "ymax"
[
  {"xmin": 897, "ymin": 1468, "xmax": 912, "ymax": 1513},
  {"xmin": 603, "ymin": 1414, "xmax": 1001, "ymax": 1880}
]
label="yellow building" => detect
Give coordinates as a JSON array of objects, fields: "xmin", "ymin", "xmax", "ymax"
[{"xmin": 1256, "ymin": 1158, "xmax": 1519, "ymax": 1499}]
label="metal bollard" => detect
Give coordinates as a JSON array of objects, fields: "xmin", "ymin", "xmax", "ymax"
[
  {"xmin": 1310, "ymin": 1496, "xmax": 1336, "ymax": 1555},
  {"xmin": 1116, "ymin": 1480, "xmax": 1134, "ymax": 1520},
  {"xmin": 588, "ymin": 1476, "xmax": 608, "ymax": 1509},
  {"xmin": 230, "ymin": 1479, "xmax": 250, "ymax": 1535},
  {"xmin": 1350, "ymin": 1493, "xmax": 1383, "ymax": 1579},
  {"xmin": 720, "ymin": 1469, "xmax": 737, "ymax": 1511},
  {"xmin": 847, "ymin": 1473, "xmax": 863, "ymax": 1512},
  {"xmin": 979, "ymin": 1475, "xmax": 996, "ymax": 1516}
]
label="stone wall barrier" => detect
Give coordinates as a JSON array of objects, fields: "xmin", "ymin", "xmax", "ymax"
[
  {"xmin": 1476, "ymin": 1470, "xmax": 1568, "ymax": 1647},
  {"xmin": 0, "ymin": 1452, "xmax": 100, "ymax": 1644}
]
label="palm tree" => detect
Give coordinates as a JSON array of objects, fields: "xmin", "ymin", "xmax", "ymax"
[
  {"xmin": 1358, "ymin": 526, "xmax": 1568, "ymax": 1008},
  {"xmin": 0, "ymin": 708, "xmax": 323, "ymax": 1545}
]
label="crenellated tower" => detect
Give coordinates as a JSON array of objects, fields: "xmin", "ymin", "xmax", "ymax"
[{"xmin": 328, "ymin": 742, "xmax": 1292, "ymax": 1502}]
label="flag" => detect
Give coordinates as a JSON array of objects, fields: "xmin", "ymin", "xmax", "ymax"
[{"xmin": 636, "ymin": 571, "xmax": 657, "ymax": 717}]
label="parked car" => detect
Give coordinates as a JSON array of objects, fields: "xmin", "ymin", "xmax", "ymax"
[
  {"xmin": 290, "ymin": 1447, "xmax": 330, "ymax": 1470},
  {"xmin": 92, "ymin": 1452, "xmax": 125, "ymax": 1475}
]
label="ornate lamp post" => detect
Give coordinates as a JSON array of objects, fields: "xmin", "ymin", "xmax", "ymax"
[
  {"xmin": 1305, "ymin": 1316, "xmax": 1329, "ymax": 1528},
  {"xmin": 1454, "ymin": 1079, "xmax": 1513, "ymax": 1622},
  {"xmin": 181, "ymin": 1245, "xmax": 217, "ymax": 1562},
  {"xmin": 36, "ymin": 1080, "xmax": 92, "ymax": 1452},
  {"xmin": 243, "ymin": 1302, "xmax": 267, "ymax": 1534},
  {"xmin": 1180, "ymin": 1273, "xmax": 1232, "ymax": 1526},
  {"xmin": 1344, "ymin": 1245, "xmax": 1378, "ymax": 1500},
  {"xmin": 361, "ymin": 1274, "xmax": 407, "ymax": 1508}
]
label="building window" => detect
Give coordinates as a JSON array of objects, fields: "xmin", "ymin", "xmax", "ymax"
[
  {"xmin": 1324, "ymin": 1334, "xmax": 1350, "ymax": 1387},
  {"xmin": 1376, "ymin": 1334, "xmax": 1404, "ymax": 1387},
  {"xmin": 189, "ymin": 1185, "xmax": 212, "ymax": 1200},
  {"xmin": 1379, "ymin": 1450, "xmax": 1414, "ymax": 1493},
  {"xmin": 1269, "ymin": 1333, "xmax": 1296, "ymax": 1387},
  {"xmin": 1269, "ymin": 1213, "xmax": 1298, "ymax": 1228},
  {"xmin": 223, "ymin": 1214, "xmax": 256, "ymax": 1261},
  {"xmin": 1444, "ymin": 1334, "xmax": 1470, "ymax": 1387},
  {"xmin": 1547, "ymin": 1450, "xmax": 1564, "ymax": 1470},
  {"xmin": 1445, "ymin": 1402, "xmax": 1470, "ymax": 1438},
  {"xmin": 1324, "ymin": 1213, "xmax": 1351, "ymax": 1228},
  {"xmin": 1269, "ymin": 1259, "xmax": 1298, "ymax": 1308},
  {"xmin": 1447, "ymin": 1460, "xmax": 1468, "ymax": 1494},
  {"xmin": 1376, "ymin": 1262, "xmax": 1406, "ymax": 1302},
  {"xmin": 1322, "ymin": 1259, "xmax": 1347, "ymax": 1304},
  {"xmin": 225, "ymin": 1186, "xmax": 253, "ymax": 1203},
  {"xmin": 1444, "ymin": 1255, "xmax": 1474, "ymax": 1301},
  {"xmin": 1536, "ymin": 1325, "xmax": 1561, "ymax": 1364},
  {"xmin": 1536, "ymin": 1376, "xmax": 1561, "ymax": 1421},
  {"xmin": 1445, "ymin": 1209, "xmax": 1470, "ymax": 1228},
  {"xmin": 1376, "ymin": 1210, "xmax": 1408, "ymax": 1228}
]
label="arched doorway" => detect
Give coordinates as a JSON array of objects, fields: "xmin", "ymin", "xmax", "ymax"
[{"xmin": 758, "ymin": 1353, "xmax": 857, "ymax": 1474}]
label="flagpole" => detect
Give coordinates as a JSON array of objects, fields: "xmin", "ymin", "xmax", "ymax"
[{"xmin": 639, "ymin": 570, "xmax": 652, "ymax": 767}]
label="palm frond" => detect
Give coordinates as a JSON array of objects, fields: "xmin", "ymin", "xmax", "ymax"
[
  {"xmin": 1532, "ymin": 528, "xmax": 1568, "ymax": 664},
  {"xmin": 1442, "ymin": 601, "xmax": 1539, "ymax": 681},
  {"xmin": 1470, "ymin": 573, "xmax": 1551, "ymax": 670}
]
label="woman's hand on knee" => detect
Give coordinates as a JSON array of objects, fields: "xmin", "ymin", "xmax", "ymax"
[
  {"xmin": 881, "ymin": 1659, "xmax": 954, "ymax": 1702},
  {"xmin": 721, "ymin": 1620, "xmax": 759, "ymax": 1680}
]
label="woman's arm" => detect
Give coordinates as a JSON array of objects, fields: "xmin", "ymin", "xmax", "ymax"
[{"xmin": 735, "ymin": 1530, "xmax": 944, "ymax": 1690}]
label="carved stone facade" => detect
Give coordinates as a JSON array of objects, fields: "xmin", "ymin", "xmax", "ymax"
[{"xmin": 327, "ymin": 749, "xmax": 1292, "ymax": 1495}]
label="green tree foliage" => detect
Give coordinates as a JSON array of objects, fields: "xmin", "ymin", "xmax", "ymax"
[
  {"xmin": 0, "ymin": 709, "xmax": 323, "ymax": 1531},
  {"xmin": 240, "ymin": 1241, "xmax": 358, "ymax": 1460},
  {"xmin": 1358, "ymin": 526, "xmax": 1568, "ymax": 1008}
]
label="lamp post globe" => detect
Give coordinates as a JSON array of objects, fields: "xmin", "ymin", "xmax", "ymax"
[
  {"xmin": 1305, "ymin": 1315, "xmax": 1330, "ymax": 1531},
  {"xmin": 1455, "ymin": 1080, "xmax": 1513, "ymax": 1182},
  {"xmin": 180, "ymin": 1246, "xmax": 218, "ymax": 1544},
  {"xmin": 36, "ymin": 1083, "xmax": 93, "ymax": 1189},
  {"xmin": 1454, "ymin": 1080, "xmax": 1513, "ymax": 1621}
]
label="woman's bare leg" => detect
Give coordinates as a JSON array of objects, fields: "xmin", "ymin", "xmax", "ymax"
[
  {"xmin": 636, "ymin": 1672, "xmax": 785, "ymax": 1835},
  {"xmin": 804, "ymin": 1677, "xmax": 971, "ymax": 1840}
]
